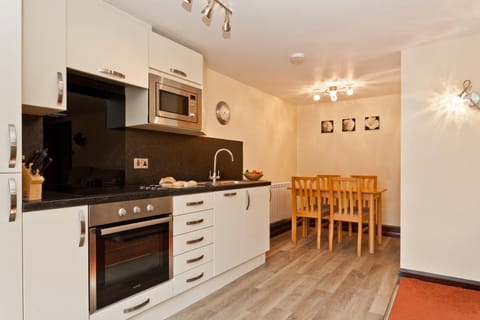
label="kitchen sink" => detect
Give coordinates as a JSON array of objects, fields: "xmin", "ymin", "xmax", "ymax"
[{"xmin": 197, "ymin": 180, "xmax": 247, "ymax": 187}]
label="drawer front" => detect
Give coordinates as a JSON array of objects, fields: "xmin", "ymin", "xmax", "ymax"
[
  {"xmin": 173, "ymin": 227, "xmax": 213, "ymax": 256},
  {"xmin": 173, "ymin": 261, "xmax": 213, "ymax": 295},
  {"xmin": 173, "ymin": 209, "xmax": 213, "ymax": 236},
  {"xmin": 173, "ymin": 244, "xmax": 213, "ymax": 276},
  {"xmin": 173, "ymin": 193, "xmax": 213, "ymax": 216}
]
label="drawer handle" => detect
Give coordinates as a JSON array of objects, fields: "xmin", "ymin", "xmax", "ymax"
[
  {"xmin": 186, "ymin": 236, "xmax": 204, "ymax": 245},
  {"xmin": 186, "ymin": 218, "xmax": 204, "ymax": 226},
  {"xmin": 186, "ymin": 254, "xmax": 204, "ymax": 264},
  {"xmin": 170, "ymin": 68, "xmax": 187, "ymax": 78},
  {"xmin": 123, "ymin": 298, "xmax": 150, "ymax": 314},
  {"xmin": 98, "ymin": 68, "xmax": 126, "ymax": 79},
  {"xmin": 186, "ymin": 272, "xmax": 204, "ymax": 283},
  {"xmin": 224, "ymin": 192, "xmax": 237, "ymax": 197},
  {"xmin": 186, "ymin": 200, "xmax": 204, "ymax": 206}
]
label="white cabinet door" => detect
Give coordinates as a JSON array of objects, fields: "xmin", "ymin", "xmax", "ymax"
[
  {"xmin": 149, "ymin": 32, "xmax": 203, "ymax": 87},
  {"xmin": 0, "ymin": 0, "xmax": 21, "ymax": 174},
  {"xmin": 244, "ymin": 187, "xmax": 270, "ymax": 259},
  {"xmin": 0, "ymin": 174, "xmax": 22, "ymax": 320},
  {"xmin": 23, "ymin": 0, "xmax": 67, "ymax": 115},
  {"xmin": 23, "ymin": 206, "xmax": 89, "ymax": 320},
  {"xmin": 213, "ymin": 189, "xmax": 246, "ymax": 275},
  {"xmin": 67, "ymin": 0, "xmax": 149, "ymax": 88}
]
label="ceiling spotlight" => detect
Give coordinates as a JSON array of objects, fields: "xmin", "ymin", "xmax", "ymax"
[
  {"xmin": 183, "ymin": 0, "xmax": 192, "ymax": 4},
  {"xmin": 222, "ymin": 11, "xmax": 231, "ymax": 33},
  {"xmin": 330, "ymin": 94, "xmax": 338, "ymax": 102},
  {"xmin": 201, "ymin": 0, "xmax": 216, "ymax": 19},
  {"xmin": 346, "ymin": 87, "xmax": 354, "ymax": 95},
  {"xmin": 311, "ymin": 83, "xmax": 356, "ymax": 102},
  {"xmin": 313, "ymin": 93, "xmax": 321, "ymax": 102}
]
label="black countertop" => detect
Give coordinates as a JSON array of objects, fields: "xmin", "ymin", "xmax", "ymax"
[{"xmin": 23, "ymin": 180, "xmax": 271, "ymax": 212}]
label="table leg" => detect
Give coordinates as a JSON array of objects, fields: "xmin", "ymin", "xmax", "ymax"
[
  {"xmin": 377, "ymin": 194, "xmax": 383, "ymax": 244},
  {"xmin": 369, "ymin": 194, "xmax": 375, "ymax": 254}
]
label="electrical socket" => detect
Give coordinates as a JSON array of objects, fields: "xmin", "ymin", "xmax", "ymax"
[{"xmin": 133, "ymin": 158, "xmax": 149, "ymax": 169}]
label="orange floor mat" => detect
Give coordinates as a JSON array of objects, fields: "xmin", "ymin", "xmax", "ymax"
[{"xmin": 388, "ymin": 277, "xmax": 480, "ymax": 320}]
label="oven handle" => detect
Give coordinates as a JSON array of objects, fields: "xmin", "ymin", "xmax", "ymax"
[{"xmin": 100, "ymin": 216, "xmax": 172, "ymax": 236}]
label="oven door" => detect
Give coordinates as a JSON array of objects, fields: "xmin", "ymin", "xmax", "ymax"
[{"xmin": 89, "ymin": 215, "xmax": 172, "ymax": 313}]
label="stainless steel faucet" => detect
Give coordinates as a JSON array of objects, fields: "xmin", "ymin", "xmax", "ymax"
[{"xmin": 209, "ymin": 148, "xmax": 234, "ymax": 184}]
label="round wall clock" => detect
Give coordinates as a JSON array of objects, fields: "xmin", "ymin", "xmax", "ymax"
[{"xmin": 216, "ymin": 101, "xmax": 231, "ymax": 125}]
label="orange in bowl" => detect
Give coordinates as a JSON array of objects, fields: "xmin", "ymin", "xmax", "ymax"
[{"xmin": 244, "ymin": 170, "xmax": 263, "ymax": 181}]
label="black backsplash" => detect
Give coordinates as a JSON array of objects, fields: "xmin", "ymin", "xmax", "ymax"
[{"xmin": 125, "ymin": 129, "xmax": 243, "ymax": 185}]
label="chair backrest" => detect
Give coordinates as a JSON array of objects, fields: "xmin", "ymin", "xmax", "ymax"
[
  {"xmin": 291, "ymin": 176, "xmax": 320, "ymax": 216},
  {"xmin": 350, "ymin": 175, "xmax": 377, "ymax": 191},
  {"xmin": 317, "ymin": 175, "xmax": 339, "ymax": 206},
  {"xmin": 330, "ymin": 177, "xmax": 362, "ymax": 219}
]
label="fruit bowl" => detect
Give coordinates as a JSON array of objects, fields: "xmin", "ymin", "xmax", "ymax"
[{"xmin": 243, "ymin": 170, "xmax": 263, "ymax": 181}]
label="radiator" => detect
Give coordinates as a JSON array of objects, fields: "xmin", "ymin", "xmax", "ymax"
[{"xmin": 270, "ymin": 182, "xmax": 292, "ymax": 223}]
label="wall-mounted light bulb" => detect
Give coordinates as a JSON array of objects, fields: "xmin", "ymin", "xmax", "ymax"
[{"xmin": 313, "ymin": 93, "xmax": 321, "ymax": 102}]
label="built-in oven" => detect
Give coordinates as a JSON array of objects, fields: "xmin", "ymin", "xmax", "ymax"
[
  {"xmin": 148, "ymin": 73, "xmax": 202, "ymax": 132},
  {"xmin": 89, "ymin": 197, "xmax": 173, "ymax": 314}
]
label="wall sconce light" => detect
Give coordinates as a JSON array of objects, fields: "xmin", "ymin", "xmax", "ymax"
[
  {"xmin": 458, "ymin": 80, "xmax": 480, "ymax": 108},
  {"xmin": 184, "ymin": 0, "xmax": 233, "ymax": 34},
  {"xmin": 312, "ymin": 84, "xmax": 355, "ymax": 102}
]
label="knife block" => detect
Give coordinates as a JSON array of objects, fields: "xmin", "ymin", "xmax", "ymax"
[{"xmin": 22, "ymin": 164, "xmax": 44, "ymax": 201}]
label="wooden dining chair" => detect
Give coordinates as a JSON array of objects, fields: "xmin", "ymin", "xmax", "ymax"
[
  {"xmin": 291, "ymin": 176, "xmax": 330, "ymax": 249},
  {"xmin": 348, "ymin": 175, "xmax": 377, "ymax": 235},
  {"xmin": 328, "ymin": 177, "xmax": 369, "ymax": 256}
]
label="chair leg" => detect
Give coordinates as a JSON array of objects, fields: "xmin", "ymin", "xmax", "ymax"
[
  {"xmin": 357, "ymin": 222, "xmax": 362, "ymax": 256},
  {"xmin": 329, "ymin": 219, "xmax": 334, "ymax": 252},
  {"xmin": 348, "ymin": 222, "xmax": 352, "ymax": 236},
  {"xmin": 337, "ymin": 222, "xmax": 343, "ymax": 243},
  {"xmin": 316, "ymin": 218, "xmax": 321, "ymax": 249},
  {"xmin": 292, "ymin": 216, "xmax": 297, "ymax": 245}
]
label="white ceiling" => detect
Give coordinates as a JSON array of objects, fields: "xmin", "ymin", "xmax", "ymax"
[{"xmin": 108, "ymin": 0, "xmax": 480, "ymax": 105}]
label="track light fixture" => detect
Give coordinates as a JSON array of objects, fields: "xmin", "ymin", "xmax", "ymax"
[
  {"xmin": 312, "ymin": 84, "xmax": 355, "ymax": 102},
  {"xmin": 184, "ymin": 0, "xmax": 233, "ymax": 34}
]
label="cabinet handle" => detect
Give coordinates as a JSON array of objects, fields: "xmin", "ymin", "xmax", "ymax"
[
  {"xmin": 8, "ymin": 124, "xmax": 17, "ymax": 168},
  {"xmin": 186, "ymin": 254, "xmax": 204, "ymax": 264},
  {"xmin": 170, "ymin": 68, "xmax": 187, "ymax": 78},
  {"xmin": 123, "ymin": 298, "xmax": 150, "ymax": 314},
  {"xmin": 224, "ymin": 192, "xmax": 237, "ymax": 197},
  {"xmin": 186, "ymin": 218, "xmax": 204, "ymax": 225},
  {"xmin": 79, "ymin": 211, "xmax": 86, "ymax": 247},
  {"xmin": 57, "ymin": 71, "xmax": 64, "ymax": 105},
  {"xmin": 8, "ymin": 178, "xmax": 17, "ymax": 222},
  {"xmin": 186, "ymin": 272, "xmax": 204, "ymax": 283},
  {"xmin": 246, "ymin": 190, "xmax": 251, "ymax": 211},
  {"xmin": 186, "ymin": 200, "xmax": 204, "ymax": 206},
  {"xmin": 98, "ymin": 68, "xmax": 126, "ymax": 79},
  {"xmin": 186, "ymin": 236, "xmax": 204, "ymax": 245}
]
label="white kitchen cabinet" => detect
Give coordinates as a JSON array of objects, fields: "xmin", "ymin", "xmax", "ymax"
[
  {"xmin": 244, "ymin": 186, "xmax": 270, "ymax": 260},
  {"xmin": 67, "ymin": 0, "xmax": 149, "ymax": 88},
  {"xmin": 22, "ymin": 0, "xmax": 67, "ymax": 115},
  {"xmin": 213, "ymin": 189, "xmax": 247, "ymax": 275},
  {"xmin": 149, "ymin": 31, "xmax": 203, "ymax": 88},
  {"xmin": 0, "ymin": 174, "xmax": 22, "ymax": 320},
  {"xmin": 0, "ymin": 1, "xmax": 22, "ymax": 319},
  {"xmin": 23, "ymin": 206, "xmax": 89, "ymax": 320}
]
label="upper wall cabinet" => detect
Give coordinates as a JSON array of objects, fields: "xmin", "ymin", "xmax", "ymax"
[
  {"xmin": 150, "ymin": 32, "xmax": 204, "ymax": 88},
  {"xmin": 67, "ymin": 0, "xmax": 149, "ymax": 88},
  {"xmin": 23, "ymin": 0, "xmax": 67, "ymax": 115}
]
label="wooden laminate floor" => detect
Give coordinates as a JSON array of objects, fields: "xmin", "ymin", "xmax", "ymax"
[{"xmin": 169, "ymin": 230, "xmax": 400, "ymax": 320}]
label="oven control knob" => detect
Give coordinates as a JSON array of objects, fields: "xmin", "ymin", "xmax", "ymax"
[
  {"xmin": 146, "ymin": 204, "xmax": 154, "ymax": 212},
  {"xmin": 118, "ymin": 208, "xmax": 127, "ymax": 217},
  {"xmin": 133, "ymin": 206, "xmax": 141, "ymax": 214}
]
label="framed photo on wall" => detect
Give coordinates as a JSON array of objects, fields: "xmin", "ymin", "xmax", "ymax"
[
  {"xmin": 321, "ymin": 120, "xmax": 334, "ymax": 133},
  {"xmin": 342, "ymin": 118, "xmax": 356, "ymax": 132},
  {"xmin": 365, "ymin": 116, "xmax": 380, "ymax": 130}
]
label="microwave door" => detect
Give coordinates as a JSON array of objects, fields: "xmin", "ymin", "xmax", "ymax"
[{"xmin": 156, "ymin": 84, "xmax": 198, "ymax": 123}]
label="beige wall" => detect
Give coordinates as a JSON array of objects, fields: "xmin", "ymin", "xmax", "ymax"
[
  {"xmin": 296, "ymin": 94, "xmax": 401, "ymax": 226},
  {"xmin": 401, "ymin": 34, "xmax": 480, "ymax": 281},
  {"xmin": 202, "ymin": 68, "xmax": 297, "ymax": 183}
]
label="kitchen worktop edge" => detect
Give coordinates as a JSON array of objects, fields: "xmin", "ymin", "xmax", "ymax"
[{"xmin": 23, "ymin": 181, "xmax": 271, "ymax": 212}]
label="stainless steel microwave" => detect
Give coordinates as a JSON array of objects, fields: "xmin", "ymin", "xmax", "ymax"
[{"xmin": 148, "ymin": 73, "xmax": 202, "ymax": 132}]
